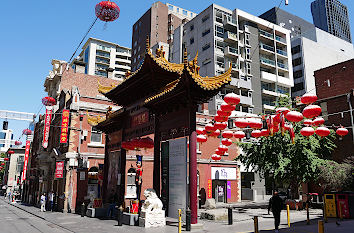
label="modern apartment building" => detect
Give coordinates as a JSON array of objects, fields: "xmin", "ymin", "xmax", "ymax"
[
  {"xmin": 0, "ymin": 128, "xmax": 13, "ymax": 153},
  {"xmin": 261, "ymin": 8, "xmax": 354, "ymax": 97},
  {"xmin": 172, "ymin": 4, "xmax": 293, "ymax": 115},
  {"xmin": 131, "ymin": 2, "xmax": 196, "ymax": 71},
  {"xmin": 76, "ymin": 38, "xmax": 131, "ymax": 81},
  {"xmin": 311, "ymin": 0, "xmax": 352, "ymax": 43}
]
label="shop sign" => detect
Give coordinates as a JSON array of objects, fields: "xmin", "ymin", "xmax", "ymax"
[
  {"xmin": 131, "ymin": 111, "xmax": 149, "ymax": 128},
  {"xmin": 22, "ymin": 140, "xmax": 31, "ymax": 182},
  {"xmin": 42, "ymin": 108, "xmax": 52, "ymax": 148},
  {"xmin": 168, "ymin": 137, "xmax": 187, "ymax": 221},
  {"xmin": 55, "ymin": 161, "xmax": 64, "ymax": 178},
  {"xmin": 60, "ymin": 110, "xmax": 70, "ymax": 143},
  {"xmin": 207, "ymin": 179, "xmax": 212, "ymax": 199},
  {"xmin": 211, "ymin": 167, "xmax": 237, "ymax": 180}
]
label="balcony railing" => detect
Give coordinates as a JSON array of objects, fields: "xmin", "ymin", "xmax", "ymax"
[
  {"xmin": 224, "ymin": 31, "xmax": 237, "ymax": 41},
  {"xmin": 260, "ymin": 57, "xmax": 275, "ymax": 66},
  {"xmin": 262, "ymin": 100, "xmax": 276, "ymax": 106},
  {"xmin": 96, "ymin": 51, "xmax": 110, "ymax": 58},
  {"xmin": 224, "ymin": 15, "xmax": 237, "ymax": 25},
  {"xmin": 260, "ymin": 43, "xmax": 275, "ymax": 52},
  {"xmin": 276, "ymin": 49, "xmax": 287, "ymax": 56},
  {"xmin": 276, "ymin": 35, "xmax": 286, "ymax": 43},
  {"xmin": 227, "ymin": 46, "xmax": 238, "ymax": 54},
  {"xmin": 277, "ymin": 62, "xmax": 288, "ymax": 70},
  {"xmin": 259, "ymin": 29, "xmax": 274, "ymax": 39}
]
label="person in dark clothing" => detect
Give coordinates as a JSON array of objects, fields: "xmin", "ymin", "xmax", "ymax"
[{"xmin": 268, "ymin": 191, "xmax": 283, "ymax": 232}]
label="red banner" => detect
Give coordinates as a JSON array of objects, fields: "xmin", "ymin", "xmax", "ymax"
[
  {"xmin": 60, "ymin": 110, "xmax": 70, "ymax": 143},
  {"xmin": 42, "ymin": 108, "xmax": 52, "ymax": 148},
  {"xmin": 207, "ymin": 179, "xmax": 212, "ymax": 199},
  {"xmin": 22, "ymin": 140, "xmax": 30, "ymax": 182},
  {"xmin": 55, "ymin": 161, "xmax": 64, "ymax": 179}
]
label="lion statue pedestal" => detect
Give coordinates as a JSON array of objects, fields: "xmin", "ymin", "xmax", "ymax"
[{"xmin": 139, "ymin": 189, "xmax": 166, "ymax": 228}]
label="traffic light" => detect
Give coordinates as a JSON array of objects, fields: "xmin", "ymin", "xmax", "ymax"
[{"xmin": 3, "ymin": 121, "xmax": 8, "ymax": 130}]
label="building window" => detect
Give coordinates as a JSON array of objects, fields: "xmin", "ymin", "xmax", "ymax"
[
  {"xmin": 246, "ymin": 48, "xmax": 251, "ymax": 60},
  {"xmin": 292, "ymin": 82, "xmax": 304, "ymax": 92},
  {"xmin": 215, "ymin": 25, "xmax": 224, "ymax": 38},
  {"xmin": 190, "ymin": 37, "xmax": 194, "ymax": 45},
  {"xmin": 202, "ymin": 15, "xmax": 209, "ymax": 23},
  {"xmin": 246, "ymin": 62, "xmax": 251, "ymax": 75},
  {"xmin": 245, "ymin": 33, "xmax": 250, "ymax": 46},
  {"xmin": 183, "ymin": 10, "xmax": 187, "ymax": 16},
  {"xmin": 293, "ymin": 70, "xmax": 303, "ymax": 79},
  {"xmin": 91, "ymin": 127, "xmax": 102, "ymax": 143},
  {"xmin": 202, "ymin": 58, "xmax": 211, "ymax": 65},
  {"xmin": 202, "ymin": 44, "xmax": 210, "ymax": 51},
  {"xmin": 202, "ymin": 29, "xmax": 210, "ymax": 37},
  {"xmin": 292, "ymin": 57, "xmax": 302, "ymax": 67},
  {"xmin": 277, "ymin": 86, "xmax": 289, "ymax": 94},
  {"xmin": 176, "ymin": 7, "xmax": 179, "ymax": 13},
  {"xmin": 291, "ymin": 45, "xmax": 301, "ymax": 55}
]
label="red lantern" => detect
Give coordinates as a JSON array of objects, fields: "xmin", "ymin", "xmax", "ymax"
[
  {"xmin": 218, "ymin": 145, "xmax": 228, "ymax": 153},
  {"xmin": 15, "ymin": 141, "xmax": 22, "ymax": 146},
  {"xmin": 284, "ymin": 124, "xmax": 291, "ymax": 131},
  {"xmin": 196, "ymin": 128, "xmax": 206, "ymax": 135},
  {"xmin": 272, "ymin": 114, "xmax": 281, "ymax": 124},
  {"xmin": 121, "ymin": 141, "xmax": 135, "ymax": 151},
  {"xmin": 217, "ymin": 109, "xmax": 231, "ymax": 117},
  {"xmin": 222, "ymin": 130, "xmax": 233, "ymax": 139},
  {"xmin": 220, "ymin": 103, "xmax": 235, "ymax": 112},
  {"xmin": 140, "ymin": 137, "xmax": 154, "ymax": 149},
  {"xmin": 234, "ymin": 131, "xmax": 245, "ymax": 139},
  {"xmin": 205, "ymin": 124, "xmax": 215, "ymax": 133},
  {"xmin": 0, "ymin": 167, "xmax": 3, "ymax": 169},
  {"xmin": 276, "ymin": 107, "xmax": 290, "ymax": 115},
  {"xmin": 234, "ymin": 118, "xmax": 248, "ymax": 128},
  {"xmin": 95, "ymin": 1, "xmax": 120, "ymax": 22},
  {"xmin": 224, "ymin": 93, "xmax": 240, "ymax": 105},
  {"xmin": 4, "ymin": 158, "xmax": 9, "ymax": 161},
  {"xmin": 7, "ymin": 150, "xmax": 15, "ymax": 155},
  {"xmin": 251, "ymin": 130, "xmax": 262, "ymax": 138},
  {"xmin": 313, "ymin": 117, "xmax": 325, "ymax": 126},
  {"xmin": 221, "ymin": 138, "xmax": 232, "ymax": 146},
  {"xmin": 285, "ymin": 111, "xmax": 303, "ymax": 122},
  {"xmin": 315, "ymin": 127, "xmax": 330, "ymax": 137},
  {"xmin": 261, "ymin": 129, "xmax": 269, "ymax": 137},
  {"xmin": 1, "ymin": 163, "xmax": 4, "ymax": 166},
  {"xmin": 302, "ymin": 105, "xmax": 322, "ymax": 119},
  {"xmin": 214, "ymin": 122, "xmax": 227, "ymax": 130},
  {"xmin": 42, "ymin": 96, "xmax": 56, "ymax": 106},
  {"xmin": 248, "ymin": 118, "xmax": 262, "ymax": 129},
  {"xmin": 301, "ymin": 93, "xmax": 317, "ymax": 105},
  {"xmin": 197, "ymin": 135, "xmax": 207, "ymax": 143},
  {"xmin": 214, "ymin": 115, "xmax": 228, "ymax": 122},
  {"xmin": 303, "ymin": 119, "xmax": 314, "ymax": 126},
  {"xmin": 336, "ymin": 127, "xmax": 349, "ymax": 137},
  {"xmin": 215, "ymin": 149, "xmax": 224, "ymax": 156},
  {"xmin": 300, "ymin": 127, "xmax": 315, "ymax": 137},
  {"xmin": 211, "ymin": 154, "xmax": 222, "ymax": 161},
  {"xmin": 22, "ymin": 129, "xmax": 32, "ymax": 135},
  {"xmin": 210, "ymin": 129, "xmax": 221, "ymax": 138}
]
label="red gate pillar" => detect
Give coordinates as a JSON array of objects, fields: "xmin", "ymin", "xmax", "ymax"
[{"xmin": 189, "ymin": 111, "xmax": 198, "ymax": 224}]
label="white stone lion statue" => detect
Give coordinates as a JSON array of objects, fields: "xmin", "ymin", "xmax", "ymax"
[{"xmin": 141, "ymin": 189, "xmax": 163, "ymax": 213}]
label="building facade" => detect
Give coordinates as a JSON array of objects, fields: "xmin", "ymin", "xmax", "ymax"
[
  {"xmin": 5, "ymin": 148, "xmax": 24, "ymax": 198},
  {"xmin": 0, "ymin": 128, "xmax": 13, "ymax": 153},
  {"xmin": 75, "ymin": 38, "xmax": 131, "ymax": 81},
  {"xmin": 172, "ymin": 4, "xmax": 293, "ymax": 115},
  {"xmin": 311, "ymin": 0, "xmax": 352, "ymax": 43},
  {"xmin": 131, "ymin": 1, "xmax": 196, "ymax": 71},
  {"xmin": 314, "ymin": 59, "xmax": 354, "ymax": 162}
]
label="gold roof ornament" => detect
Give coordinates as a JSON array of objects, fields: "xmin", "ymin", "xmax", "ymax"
[
  {"xmin": 97, "ymin": 80, "xmax": 118, "ymax": 94},
  {"xmin": 87, "ymin": 111, "xmax": 106, "ymax": 126}
]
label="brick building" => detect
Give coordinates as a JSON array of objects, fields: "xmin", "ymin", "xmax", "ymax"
[
  {"xmin": 23, "ymin": 59, "xmax": 119, "ymax": 212},
  {"xmin": 314, "ymin": 59, "xmax": 354, "ymax": 162}
]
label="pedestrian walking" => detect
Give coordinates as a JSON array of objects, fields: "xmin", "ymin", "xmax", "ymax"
[
  {"xmin": 40, "ymin": 193, "xmax": 46, "ymax": 212},
  {"xmin": 268, "ymin": 191, "xmax": 283, "ymax": 233},
  {"xmin": 48, "ymin": 191, "xmax": 55, "ymax": 211}
]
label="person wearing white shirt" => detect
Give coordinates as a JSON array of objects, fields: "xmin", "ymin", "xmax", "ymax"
[{"xmin": 40, "ymin": 193, "xmax": 46, "ymax": 212}]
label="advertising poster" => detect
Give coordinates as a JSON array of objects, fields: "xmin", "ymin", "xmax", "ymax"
[
  {"xmin": 168, "ymin": 137, "xmax": 187, "ymax": 220},
  {"xmin": 55, "ymin": 161, "xmax": 64, "ymax": 178},
  {"xmin": 21, "ymin": 140, "xmax": 31, "ymax": 182},
  {"xmin": 42, "ymin": 108, "xmax": 52, "ymax": 148},
  {"xmin": 60, "ymin": 109, "xmax": 70, "ymax": 143},
  {"xmin": 207, "ymin": 179, "xmax": 212, "ymax": 199}
]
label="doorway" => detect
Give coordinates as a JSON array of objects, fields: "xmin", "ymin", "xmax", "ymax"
[{"xmin": 212, "ymin": 180, "xmax": 226, "ymax": 203}]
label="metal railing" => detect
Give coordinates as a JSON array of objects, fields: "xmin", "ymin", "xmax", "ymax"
[
  {"xmin": 277, "ymin": 49, "xmax": 287, "ymax": 56},
  {"xmin": 260, "ymin": 57, "xmax": 275, "ymax": 66},
  {"xmin": 225, "ymin": 31, "xmax": 237, "ymax": 40},
  {"xmin": 260, "ymin": 43, "xmax": 275, "ymax": 52},
  {"xmin": 276, "ymin": 35, "xmax": 286, "ymax": 43},
  {"xmin": 224, "ymin": 15, "xmax": 237, "ymax": 25},
  {"xmin": 227, "ymin": 46, "xmax": 238, "ymax": 54},
  {"xmin": 259, "ymin": 29, "xmax": 274, "ymax": 39},
  {"xmin": 277, "ymin": 62, "xmax": 288, "ymax": 70}
]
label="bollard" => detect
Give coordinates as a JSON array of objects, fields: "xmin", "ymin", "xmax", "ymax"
[
  {"xmin": 253, "ymin": 216, "xmax": 259, "ymax": 233},
  {"xmin": 306, "ymin": 203, "xmax": 310, "ymax": 225},
  {"xmin": 186, "ymin": 209, "xmax": 191, "ymax": 231},
  {"xmin": 338, "ymin": 203, "xmax": 343, "ymax": 221},
  {"xmin": 81, "ymin": 202, "xmax": 85, "ymax": 217},
  {"xmin": 287, "ymin": 204, "xmax": 290, "ymax": 227},
  {"xmin": 228, "ymin": 207, "xmax": 233, "ymax": 225},
  {"xmin": 318, "ymin": 220, "xmax": 324, "ymax": 233},
  {"xmin": 178, "ymin": 209, "xmax": 182, "ymax": 233},
  {"xmin": 117, "ymin": 206, "xmax": 123, "ymax": 226}
]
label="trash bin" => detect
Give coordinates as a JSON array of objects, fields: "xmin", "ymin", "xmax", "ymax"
[
  {"xmin": 336, "ymin": 193, "xmax": 350, "ymax": 219},
  {"xmin": 324, "ymin": 194, "xmax": 336, "ymax": 218}
]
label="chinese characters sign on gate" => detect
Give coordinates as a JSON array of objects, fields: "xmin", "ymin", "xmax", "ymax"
[
  {"xmin": 22, "ymin": 140, "xmax": 31, "ymax": 182},
  {"xmin": 131, "ymin": 111, "xmax": 149, "ymax": 127},
  {"xmin": 207, "ymin": 179, "xmax": 212, "ymax": 199},
  {"xmin": 55, "ymin": 161, "xmax": 64, "ymax": 178},
  {"xmin": 60, "ymin": 110, "xmax": 70, "ymax": 143},
  {"xmin": 42, "ymin": 108, "xmax": 52, "ymax": 148}
]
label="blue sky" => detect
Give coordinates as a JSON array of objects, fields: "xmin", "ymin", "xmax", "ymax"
[{"xmin": 0, "ymin": 0, "xmax": 353, "ymax": 142}]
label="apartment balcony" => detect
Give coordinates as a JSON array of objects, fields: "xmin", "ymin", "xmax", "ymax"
[
  {"xmin": 260, "ymin": 57, "xmax": 276, "ymax": 68},
  {"xmin": 226, "ymin": 61, "xmax": 239, "ymax": 73},
  {"xmin": 277, "ymin": 62, "xmax": 288, "ymax": 71},
  {"xmin": 116, "ymin": 64, "xmax": 131, "ymax": 70},
  {"xmin": 240, "ymin": 95, "xmax": 253, "ymax": 106},
  {"xmin": 96, "ymin": 59, "xmax": 110, "ymax": 65},
  {"xmin": 261, "ymin": 71, "xmax": 277, "ymax": 83},
  {"xmin": 262, "ymin": 88, "xmax": 278, "ymax": 97},
  {"xmin": 275, "ymin": 35, "xmax": 287, "ymax": 44},
  {"xmin": 276, "ymin": 49, "xmax": 288, "ymax": 57},
  {"xmin": 96, "ymin": 51, "xmax": 110, "ymax": 58},
  {"xmin": 215, "ymin": 47, "xmax": 224, "ymax": 55},
  {"xmin": 259, "ymin": 29, "xmax": 274, "ymax": 40},
  {"xmin": 263, "ymin": 104, "xmax": 276, "ymax": 111},
  {"xmin": 260, "ymin": 43, "xmax": 275, "ymax": 55},
  {"xmin": 116, "ymin": 58, "xmax": 131, "ymax": 64},
  {"xmin": 225, "ymin": 46, "xmax": 238, "ymax": 58},
  {"xmin": 223, "ymin": 15, "xmax": 237, "ymax": 29},
  {"xmin": 224, "ymin": 31, "xmax": 237, "ymax": 43}
]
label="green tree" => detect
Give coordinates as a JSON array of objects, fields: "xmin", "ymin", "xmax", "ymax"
[
  {"xmin": 238, "ymin": 96, "xmax": 337, "ymax": 197},
  {"xmin": 0, "ymin": 153, "xmax": 6, "ymax": 184}
]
